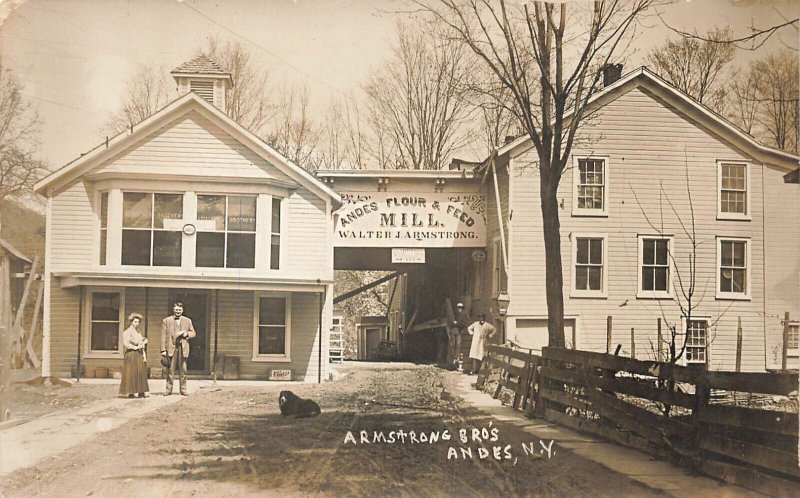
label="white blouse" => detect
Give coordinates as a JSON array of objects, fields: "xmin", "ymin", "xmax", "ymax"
[{"xmin": 122, "ymin": 326, "xmax": 145, "ymax": 351}]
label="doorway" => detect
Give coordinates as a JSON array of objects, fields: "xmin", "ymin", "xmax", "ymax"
[
  {"xmin": 364, "ymin": 327, "xmax": 382, "ymax": 359},
  {"xmin": 168, "ymin": 291, "xmax": 210, "ymax": 373}
]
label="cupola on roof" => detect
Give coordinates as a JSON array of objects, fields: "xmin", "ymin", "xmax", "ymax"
[{"xmin": 171, "ymin": 54, "xmax": 232, "ymax": 110}]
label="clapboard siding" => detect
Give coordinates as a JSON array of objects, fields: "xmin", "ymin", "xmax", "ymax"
[
  {"xmin": 48, "ymin": 282, "xmax": 81, "ymax": 377},
  {"xmin": 763, "ymin": 165, "xmax": 800, "ymax": 369},
  {"xmin": 48, "ymin": 286, "xmax": 327, "ymax": 381},
  {"xmin": 285, "ymin": 189, "xmax": 329, "ymax": 278},
  {"xmin": 472, "ymin": 162, "xmax": 511, "ymax": 321},
  {"xmin": 44, "ymin": 101, "xmax": 334, "ymax": 379},
  {"xmin": 95, "ymin": 110, "xmax": 294, "ymax": 183},
  {"xmin": 507, "ymin": 86, "xmax": 769, "ymax": 371},
  {"xmin": 49, "ymin": 181, "xmax": 96, "ymax": 272}
]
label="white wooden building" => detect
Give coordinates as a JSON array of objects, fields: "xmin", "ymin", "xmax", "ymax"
[
  {"xmin": 35, "ymin": 56, "xmax": 339, "ymax": 381},
  {"xmin": 34, "ymin": 57, "xmax": 798, "ymax": 378},
  {"xmin": 475, "ymin": 67, "xmax": 799, "ymax": 371}
]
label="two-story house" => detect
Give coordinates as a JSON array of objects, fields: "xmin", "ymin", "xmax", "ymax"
[
  {"xmin": 34, "ymin": 56, "xmax": 339, "ymax": 382},
  {"xmin": 461, "ymin": 67, "xmax": 799, "ymax": 371}
]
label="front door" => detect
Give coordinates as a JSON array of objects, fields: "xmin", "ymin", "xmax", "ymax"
[
  {"xmin": 365, "ymin": 327, "xmax": 382, "ymax": 359},
  {"xmin": 169, "ymin": 291, "xmax": 209, "ymax": 373}
]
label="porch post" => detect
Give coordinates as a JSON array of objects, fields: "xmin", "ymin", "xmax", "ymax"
[
  {"xmin": 75, "ymin": 286, "xmax": 83, "ymax": 382},
  {"xmin": 213, "ymin": 289, "xmax": 219, "ymax": 383},
  {"xmin": 144, "ymin": 287, "xmax": 149, "ymax": 339},
  {"xmin": 318, "ymin": 288, "xmax": 324, "ymax": 384}
]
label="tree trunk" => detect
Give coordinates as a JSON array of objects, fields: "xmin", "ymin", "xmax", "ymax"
[{"xmin": 540, "ymin": 172, "xmax": 566, "ymax": 348}]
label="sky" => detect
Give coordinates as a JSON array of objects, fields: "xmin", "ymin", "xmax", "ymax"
[{"xmin": 0, "ymin": 0, "xmax": 797, "ymax": 170}]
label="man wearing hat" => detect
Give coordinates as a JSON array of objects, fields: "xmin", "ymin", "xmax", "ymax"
[
  {"xmin": 161, "ymin": 302, "xmax": 196, "ymax": 396},
  {"xmin": 449, "ymin": 302, "xmax": 470, "ymax": 366}
]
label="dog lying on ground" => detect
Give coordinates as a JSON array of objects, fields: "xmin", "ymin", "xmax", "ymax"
[{"xmin": 279, "ymin": 390, "xmax": 321, "ymax": 418}]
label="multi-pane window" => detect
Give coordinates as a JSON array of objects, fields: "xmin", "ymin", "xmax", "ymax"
[
  {"xmin": 575, "ymin": 237, "xmax": 603, "ymax": 291},
  {"xmin": 257, "ymin": 296, "xmax": 287, "ymax": 356},
  {"xmin": 720, "ymin": 163, "xmax": 747, "ymax": 215},
  {"xmin": 685, "ymin": 320, "xmax": 707, "ymax": 364},
  {"xmin": 270, "ymin": 197, "xmax": 281, "ymax": 270},
  {"xmin": 90, "ymin": 292, "xmax": 121, "ymax": 352},
  {"xmin": 121, "ymin": 192, "xmax": 183, "ymax": 266},
  {"xmin": 576, "ymin": 159, "xmax": 605, "ymax": 211},
  {"xmin": 719, "ymin": 239, "xmax": 747, "ymax": 294},
  {"xmin": 99, "ymin": 192, "xmax": 108, "ymax": 266},
  {"xmin": 786, "ymin": 322, "xmax": 799, "ymax": 351},
  {"xmin": 196, "ymin": 195, "xmax": 257, "ymax": 269},
  {"xmin": 641, "ymin": 238, "xmax": 670, "ymax": 293}
]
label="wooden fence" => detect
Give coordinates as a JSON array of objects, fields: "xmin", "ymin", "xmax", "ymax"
[
  {"xmin": 475, "ymin": 344, "xmax": 540, "ymax": 416},
  {"xmin": 475, "ymin": 344, "xmax": 799, "ymax": 495}
]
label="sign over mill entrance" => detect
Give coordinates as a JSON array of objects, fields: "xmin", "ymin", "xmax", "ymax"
[{"xmin": 335, "ymin": 192, "xmax": 487, "ymax": 248}]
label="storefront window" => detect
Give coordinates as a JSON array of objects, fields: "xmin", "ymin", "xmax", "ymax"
[
  {"xmin": 197, "ymin": 195, "xmax": 257, "ymax": 269},
  {"xmin": 121, "ymin": 192, "xmax": 183, "ymax": 266}
]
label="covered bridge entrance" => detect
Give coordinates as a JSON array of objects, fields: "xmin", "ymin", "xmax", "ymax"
[{"xmin": 317, "ymin": 166, "xmax": 499, "ymax": 363}]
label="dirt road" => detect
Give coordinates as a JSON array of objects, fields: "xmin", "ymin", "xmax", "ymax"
[{"xmin": 0, "ymin": 363, "xmax": 663, "ymax": 497}]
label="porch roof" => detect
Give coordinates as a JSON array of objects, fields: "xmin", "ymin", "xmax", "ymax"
[{"xmin": 53, "ymin": 271, "xmax": 333, "ymax": 293}]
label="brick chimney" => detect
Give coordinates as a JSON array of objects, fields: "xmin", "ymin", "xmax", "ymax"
[
  {"xmin": 171, "ymin": 54, "xmax": 233, "ymax": 111},
  {"xmin": 602, "ymin": 63, "xmax": 623, "ymax": 87}
]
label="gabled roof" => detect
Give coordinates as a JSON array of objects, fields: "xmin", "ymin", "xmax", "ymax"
[
  {"xmin": 34, "ymin": 92, "xmax": 341, "ymax": 208},
  {"xmin": 495, "ymin": 67, "xmax": 799, "ymax": 171}
]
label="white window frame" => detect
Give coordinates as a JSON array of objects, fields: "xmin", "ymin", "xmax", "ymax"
[
  {"xmin": 120, "ymin": 190, "xmax": 185, "ymax": 267},
  {"xmin": 717, "ymin": 161, "xmax": 751, "ymax": 221},
  {"xmin": 716, "ymin": 237, "xmax": 751, "ymax": 300},
  {"xmin": 84, "ymin": 287, "xmax": 126, "ymax": 359},
  {"xmin": 680, "ymin": 316, "xmax": 710, "ymax": 365},
  {"xmin": 572, "ymin": 156, "xmax": 609, "ymax": 217},
  {"xmin": 196, "ymin": 193, "xmax": 258, "ymax": 270},
  {"xmin": 786, "ymin": 321, "xmax": 799, "ymax": 358},
  {"xmin": 570, "ymin": 233, "xmax": 608, "ymax": 298},
  {"xmin": 97, "ymin": 191, "xmax": 109, "ymax": 266},
  {"xmin": 637, "ymin": 235, "xmax": 674, "ymax": 299},
  {"xmin": 252, "ymin": 292, "xmax": 292, "ymax": 363}
]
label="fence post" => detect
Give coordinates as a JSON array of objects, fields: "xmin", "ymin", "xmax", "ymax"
[
  {"xmin": 606, "ymin": 316, "xmax": 612, "ymax": 354},
  {"xmin": 692, "ymin": 368, "xmax": 710, "ymax": 455},
  {"xmin": 782, "ymin": 312, "xmax": 790, "ymax": 371},
  {"xmin": 630, "ymin": 327, "xmax": 635, "ymax": 359},
  {"xmin": 657, "ymin": 318, "xmax": 663, "ymax": 362},
  {"xmin": 735, "ymin": 317, "xmax": 742, "ymax": 372}
]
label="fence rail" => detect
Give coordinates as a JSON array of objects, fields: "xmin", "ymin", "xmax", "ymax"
[{"xmin": 475, "ymin": 344, "xmax": 799, "ymax": 495}]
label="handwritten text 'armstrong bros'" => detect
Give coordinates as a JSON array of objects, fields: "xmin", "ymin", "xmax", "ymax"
[
  {"xmin": 343, "ymin": 422, "xmax": 555, "ymax": 463},
  {"xmin": 335, "ymin": 192, "xmax": 487, "ymax": 248}
]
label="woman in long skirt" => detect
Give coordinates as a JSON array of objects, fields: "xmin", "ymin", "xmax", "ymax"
[{"xmin": 120, "ymin": 313, "xmax": 149, "ymax": 398}]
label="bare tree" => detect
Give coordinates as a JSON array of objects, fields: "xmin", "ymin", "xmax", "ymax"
[
  {"xmin": 264, "ymin": 84, "xmax": 320, "ymax": 171},
  {"xmin": 750, "ymin": 49, "xmax": 798, "ymax": 153},
  {"xmin": 648, "ymin": 27, "xmax": 735, "ymax": 112},
  {"xmin": 317, "ymin": 97, "xmax": 370, "ymax": 170},
  {"xmin": 364, "ymin": 22, "xmax": 473, "ymax": 170},
  {"xmin": 107, "ymin": 38, "xmax": 274, "ymax": 137},
  {"xmin": 661, "ymin": 16, "xmax": 798, "ymax": 51},
  {"xmin": 205, "ymin": 38, "xmax": 274, "ymax": 135},
  {"xmin": 0, "ymin": 66, "xmax": 46, "ymax": 203},
  {"xmin": 105, "ymin": 65, "xmax": 174, "ymax": 133},
  {"xmin": 632, "ymin": 160, "xmax": 725, "ymax": 416},
  {"xmin": 727, "ymin": 68, "xmax": 760, "ymax": 135},
  {"xmin": 419, "ymin": 0, "xmax": 657, "ymax": 347}
]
